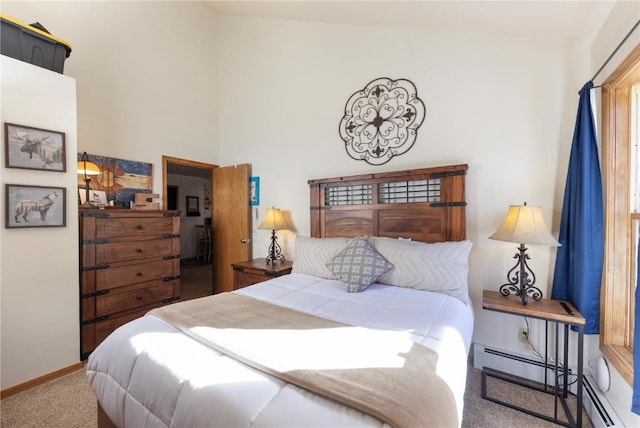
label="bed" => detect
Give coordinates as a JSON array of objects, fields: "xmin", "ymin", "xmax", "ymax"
[{"xmin": 87, "ymin": 163, "xmax": 473, "ymax": 428}]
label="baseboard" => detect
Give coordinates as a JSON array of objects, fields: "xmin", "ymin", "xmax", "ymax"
[{"xmin": 0, "ymin": 361, "xmax": 83, "ymax": 399}]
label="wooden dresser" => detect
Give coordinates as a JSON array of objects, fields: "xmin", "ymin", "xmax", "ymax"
[{"xmin": 79, "ymin": 209, "xmax": 180, "ymax": 359}]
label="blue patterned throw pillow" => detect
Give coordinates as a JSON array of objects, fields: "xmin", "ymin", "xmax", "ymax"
[{"xmin": 326, "ymin": 236, "xmax": 394, "ymax": 293}]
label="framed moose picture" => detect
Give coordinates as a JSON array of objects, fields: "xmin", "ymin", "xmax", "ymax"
[
  {"xmin": 5, "ymin": 184, "xmax": 66, "ymax": 228},
  {"xmin": 4, "ymin": 123, "xmax": 66, "ymax": 172}
]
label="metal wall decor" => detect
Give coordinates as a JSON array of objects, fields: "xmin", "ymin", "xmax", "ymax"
[{"xmin": 339, "ymin": 77, "xmax": 425, "ymax": 165}]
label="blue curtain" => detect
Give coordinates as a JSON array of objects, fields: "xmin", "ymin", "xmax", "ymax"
[{"xmin": 551, "ymin": 81, "xmax": 603, "ymax": 335}]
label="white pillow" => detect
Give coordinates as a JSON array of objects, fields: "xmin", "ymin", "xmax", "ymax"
[
  {"xmin": 291, "ymin": 236, "xmax": 351, "ymax": 279},
  {"xmin": 368, "ymin": 237, "xmax": 472, "ymax": 302},
  {"xmin": 325, "ymin": 236, "xmax": 394, "ymax": 293}
]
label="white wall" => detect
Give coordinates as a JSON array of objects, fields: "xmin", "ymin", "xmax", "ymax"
[{"xmin": 0, "ymin": 56, "xmax": 79, "ymax": 388}]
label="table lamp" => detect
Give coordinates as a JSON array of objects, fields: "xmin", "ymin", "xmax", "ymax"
[
  {"xmin": 77, "ymin": 152, "xmax": 100, "ymax": 209},
  {"xmin": 489, "ymin": 203, "xmax": 560, "ymax": 305},
  {"xmin": 258, "ymin": 207, "xmax": 289, "ymax": 264}
]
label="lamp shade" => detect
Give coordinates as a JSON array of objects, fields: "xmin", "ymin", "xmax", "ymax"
[
  {"xmin": 76, "ymin": 160, "xmax": 100, "ymax": 176},
  {"xmin": 258, "ymin": 208, "xmax": 288, "ymax": 231},
  {"xmin": 489, "ymin": 204, "xmax": 560, "ymax": 247}
]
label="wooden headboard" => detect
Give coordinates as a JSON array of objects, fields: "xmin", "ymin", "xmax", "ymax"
[{"xmin": 309, "ymin": 164, "xmax": 468, "ymax": 243}]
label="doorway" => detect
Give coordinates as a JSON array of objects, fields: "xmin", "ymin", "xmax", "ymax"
[{"xmin": 163, "ymin": 155, "xmax": 217, "ymax": 298}]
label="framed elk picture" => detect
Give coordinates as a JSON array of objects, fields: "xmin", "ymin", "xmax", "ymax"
[
  {"xmin": 5, "ymin": 184, "xmax": 66, "ymax": 228},
  {"xmin": 4, "ymin": 123, "xmax": 66, "ymax": 172}
]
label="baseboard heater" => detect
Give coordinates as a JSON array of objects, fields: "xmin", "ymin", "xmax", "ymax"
[
  {"xmin": 582, "ymin": 374, "xmax": 621, "ymax": 428},
  {"xmin": 474, "ymin": 343, "xmax": 623, "ymax": 428}
]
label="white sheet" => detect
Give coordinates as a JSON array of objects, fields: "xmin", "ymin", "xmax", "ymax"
[{"xmin": 87, "ymin": 273, "xmax": 474, "ymax": 428}]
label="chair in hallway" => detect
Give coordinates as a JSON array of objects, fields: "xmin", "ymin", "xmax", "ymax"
[{"xmin": 195, "ymin": 224, "xmax": 212, "ymax": 263}]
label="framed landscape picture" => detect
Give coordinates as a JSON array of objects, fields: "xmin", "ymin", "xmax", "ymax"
[
  {"xmin": 5, "ymin": 123, "xmax": 66, "ymax": 172},
  {"xmin": 5, "ymin": 184, "xmax": 66, "ymax": 228}
]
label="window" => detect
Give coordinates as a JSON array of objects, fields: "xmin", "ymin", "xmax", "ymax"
[{"xmin": 601, "ymin": 44, "xmax": 640, "ymax": 385}]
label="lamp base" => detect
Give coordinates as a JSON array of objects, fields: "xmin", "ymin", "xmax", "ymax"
[
  {"xmin": 498, "ymin": 243, "xmax": 542, "ymax": 305},
  {"xmin": 265, "ymin": 230, "xmax": 285, "ymax": 265},
  {"xmin": 265, "ymin": 254, "xmax": 286, "ymax": 264},
  {"xmin": 79, "ymin": 179, "xmax": 95, "ymax": 209}
]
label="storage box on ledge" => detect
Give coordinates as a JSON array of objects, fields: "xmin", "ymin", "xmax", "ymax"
[
  {"xmin": 0, "ymin": 14, "xmax": 72, "ymax": 74},
  {"xmin": 134, "ymin": 193, "xmax": 160, "ymax": 210}
]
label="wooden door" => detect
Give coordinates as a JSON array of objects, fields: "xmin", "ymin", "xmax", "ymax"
[{"xmin": 213, "ymin": 164, "xmax": 252, "ymax": 293}]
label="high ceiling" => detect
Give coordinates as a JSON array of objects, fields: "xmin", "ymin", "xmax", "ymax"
[{"xmin": 207, "ymin": 0, "xmax": 616, "ymax": 44}]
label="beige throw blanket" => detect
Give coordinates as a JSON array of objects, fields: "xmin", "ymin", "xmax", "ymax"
[{"xmin": 149, "ymin": 293, "xmax": 458, "ymax": 427}]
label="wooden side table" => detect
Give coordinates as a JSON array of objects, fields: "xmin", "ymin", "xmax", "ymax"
[
  {"xmin": 231, "ymin": 258, "xmax": 293, "ymax": 290},
  {"xmin": 482, "ymin": 290, "xmax": 585, "ymax": 428}
]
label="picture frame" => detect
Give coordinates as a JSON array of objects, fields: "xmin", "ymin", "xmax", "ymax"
[
  {"xmin": 78, "ymin": 188, "xmax": 108, "ymax": 208},
  {"xmin": 6, "ymin": 184, "xmax": 66, "ymax": 228},
  {"xmin": 5, "ymin": 123, "xmax": 66, "ymax": 172},
  {"xmin": 250, "ymin": 176, "xmax": 260, "ymax": 206},
  {"xmin": 186, "ymin": 195, "xmax": 200, "ymax": 217},
  {"xmin": 77, "ymin": 152, "xmax": 152, "ymax": 203}
]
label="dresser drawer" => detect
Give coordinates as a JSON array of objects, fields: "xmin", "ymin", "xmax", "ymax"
[
  {"xmin": 94, "ymin": 307, "xmax": 150, "ymax": 346},
  {"xmin": 232, "ymin": 259, "xmax": 293, "ymax": 290},
  {"xmin": 95, "ymin": 238, "xmax": 175, "ymax": 264},
  {"xmin": 234, "ymin": 271, "xmax": 268, "ymax": 289},
  {"xmin": 95, "ymin": 217, "xmax": 174, "ymax": 238},
  {"xmin": 96, "ymin": 259, "xmax": 176, "ymax": 290},
  {"xmin": 96, "ymin": 279, "xmax": 176, "ymax": 316}
]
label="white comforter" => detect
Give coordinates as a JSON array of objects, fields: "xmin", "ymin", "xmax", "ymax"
[{"xmin": 87, "ymin": 273, "xmax": 474, "ymax": 427}]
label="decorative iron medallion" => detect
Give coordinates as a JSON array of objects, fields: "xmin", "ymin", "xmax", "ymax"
[{"xmin": 339, "ymin": 77, "xmax": 425, "ymax": 165}]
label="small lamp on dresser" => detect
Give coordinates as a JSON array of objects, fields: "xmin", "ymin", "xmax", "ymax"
[
  {"xmin": 77, "ymin": 152, "xmax": 100, "ymax": 209},
  {"xmin": 489, "ymin": 203, "xmax": 560, "ymax": 305},
  {"xmin": 257, "ymin": 207, "xmax": 289, "ymax": 264}
]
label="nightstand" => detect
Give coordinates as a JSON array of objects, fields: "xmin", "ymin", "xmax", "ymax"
[
  {"xmin": 231, "ymin": 258, "xmax": 293, "ymax": 290},
  {"xmin": 481, "ymin": 290, "xmax": 585, "ymax": 428}
]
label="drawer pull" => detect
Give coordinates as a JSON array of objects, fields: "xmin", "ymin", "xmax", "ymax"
[
  {"xmin": 135, "ymin": 248, "xmax": 142, "ymax": 253},
  {"xmin": 81, "ymin": 264, "xmax": 109, "ymax": 271},
  {"xmin": 135, "ymin": 224, "xmax": 143, "ymax": 230},
  {"xmin": 136, "ymin": 272, "xmax": 143, "ymax": 276},
  {"xmin": 82, "ymin": 315, "xmax": 109, "ymax": 325},
  {"xmin": 136, "ymin": 295, "xmax": 143, "ymax": 300},
  {"xmin": 81, "ymin": 289, "xmax": 110, "ymax": 298}
]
